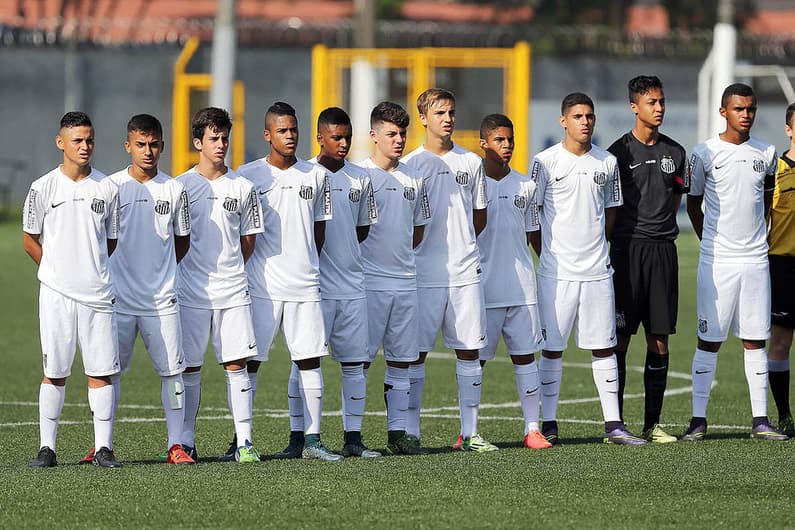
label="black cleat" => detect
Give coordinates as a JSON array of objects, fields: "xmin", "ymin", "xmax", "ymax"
[
  {"xmin": 92, "ymin": 446, "xmax": 122, "ymax": 468},
  {"xmin": 218, "ymin": 435, "xmax": 237, "ymax": 462},
  {"xmin": 541, "ymin": 420, "xmax": 560, "ymax": 446},
  {"xmin": 29, "ymin": 446, "xmax": 57, "ymax": 468}
]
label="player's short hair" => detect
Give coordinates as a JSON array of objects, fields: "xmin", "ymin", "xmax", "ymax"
[
  {"xmin": 317, "ymin": 107, "xmax": 351, "ymax": 130},
  {"xmin": 265, "ymin": 101, "xmax": 297, "ymax": 128},
  {"xmin": 787, "ymin": 102, "xmax": 795, "ymax": 127},
  {"xmin": 191, "ymin": 107, "xmax": 232, "ymax": 141},
  {"xmin": 370, "ymin": 101, "xmax": 410, "ymax": 129},
  {"xmin": 416, "ymin": 88, "xmax": 455, "ymax": 117},
  {"xmin": 628, "ymin": 75, "xmax": 663, "ymax": 103},
  {"xmin": 561, "ymin": 92, "xmax": 594, "ymax": 115},
  {"xmin": 60, "ymin": 111, "xmax": 92, "ymax": 129},
  {"xmin": 479, "ymin": 113, "xmax": 513, "ymax": 139},
  {"xmin": 721, "ymin": 83, "xmax": 755, "ymax": 108},
  {"xmin": 127, "ymin": 114, "xmax": 163, "ymax": 138}
]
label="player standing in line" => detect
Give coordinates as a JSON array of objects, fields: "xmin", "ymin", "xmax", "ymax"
[
  {"xmin": 25, "ymin": 112, "xmax": 122, "ymax": 468},
  {"xmin": 402, "ymin": 88, "xmax": 496, "ymax": 452},
  {"xmin": 476, "ymin": 114, "xmax": 551, "ymax": 450},
  {"xmin": 529, "ymin": 93, "xmax": 647, "ymax": 446},
  {"xmin": 92, "ymin": 114, "xmax": 193, "ymax": 465},
  {"xmin": 176, "ymin": 107, "xmax": 264, "ymax": 462},
  {"xmin": 684, "ymin": 83, "xmax": 787, "ymax": 441},
  {"xmin": 606, "ymin": 76, "xmax": 688, "ymax": 443},
  {"xmin": 767, "ymin": 102, "xmax": 795, "ymax": 437},
  {"xmin": 360, "ymin": 101, "xmax": 431, "ymax": 455},
  {"xmin": 309, "ymin": 107, "xmax": 380, "ymax": 457},
  {"xmin": 237, "ymin": 102, "xmax": 341, "ymax": 462}
]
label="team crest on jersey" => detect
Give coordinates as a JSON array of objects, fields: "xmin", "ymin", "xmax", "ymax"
[
  {"xmin": 455, "ymin": 171, "xmax": 470, "ymax": 185},
  {"xmin": 514, "ymin": 195, "xmax": 526, "ymax": 209},
  {"xmin": 299, "ymin": 185, "xmax": 314, "ymax": 200},
  {"xmin": 154, "ymin": 200, "xmax": 171, "ymax": 215},
  {"xmin": 403, "ymin": 186, "xmax": 416, "ymax": 201},
  {"xmin": 593, "ymin": 172, "xmax": 607, "ymax": 186},
  {"xmin": 660, "ymin": 156, "xmax": 675, "ymax": 174},
  {"xmin": 698, "ymin": 318, "xmax": 708, "ymax": 334},
  {"xmin": 223, "ymin": 197, "xmax": 239, "ymax": 212},
  {"xmin": 91, "ymin": 198, "xmax": 105, "ymax": 214},
  {"xmin": 753, "ymin": 159, "xmax": 765, "ymax": 173},
  {"xmin": 349, "ymin": 188, "xmax": 361, "ymax": 203}
]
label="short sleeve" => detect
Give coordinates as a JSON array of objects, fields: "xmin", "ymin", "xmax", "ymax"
[
  {"xmin": 529, "ymin": 158, "xmax": 546, "ymax": 206},
  {"xmin": 604, "ymin": 159, "xmax": 623, "ymax": 208},
  {"xmin": 240, "ymin": 184, "xmax": 264, "ymax": 235},
  {"xmin": 314, "ymin": 171, "xmax": 333, "ymax": 222},
  {"xmin": 765, "ymin": 148, "xmax": 778, "ymax": 192},
  {"xmin": 22, "ymin": 184, "xmax": 45, "ymax": 234},
  {"xmin": 688, "ymin": 152, "xmax": 706, "ymax": 196},
  {"xmin": 173, "ymin": 185, "xmax": 191, "ymax": 236},
  {"xmin": 357, "ymin": 175, "xmax": 377, "ymax": 226},
  {"xmin": 674, "ymin": 145, "xmax": 690, "ymax": 194},
  {"xmin": 525, "ymin": 182, "xmax": 540, "ymax": 232},
  {"xmin": 105, "ymin": 188, "xmax": 119, "ymax": 240},
  {"xmin": 414, "ymin": 178, "xmax": 432, "ymax": 226},
  {"xmin": 471, "ymin": 159, "xmax": 487, "ymax": 210}
]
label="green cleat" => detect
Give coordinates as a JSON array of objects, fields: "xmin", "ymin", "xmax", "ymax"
[
  {"xmin": 302, "ymin": 441, "xmax": 344, "ymax": 462},
  {"xmin": 236, "ymin": 442, "xmax": 262, "ymax": 463},
  {"xmin": 386, "ymin": 432, "xmax": 425, "ymax": 455},
  {"xmin": 460, "ymin": 434, "xmax": 499, "ymax": 453},
  {"xmin": 155, "ymin": 448, "xmax": 169, "ymax": 462},
  {"xmin": 642, "ymin": 424, "xmax": 678, "ymax": 443}
]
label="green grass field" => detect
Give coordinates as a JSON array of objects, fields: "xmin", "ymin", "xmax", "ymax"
[{"xmin": 1, "ymin": 218, "xmax": 792, "ymax": 529}]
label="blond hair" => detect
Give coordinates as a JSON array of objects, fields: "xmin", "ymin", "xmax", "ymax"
[{"xmin": 416, "ymin": 88, "xmax": 455, "ymax": 117}]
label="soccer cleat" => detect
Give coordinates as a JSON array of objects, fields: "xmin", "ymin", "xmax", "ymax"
[
  {"xmin": 541, "ymin": 420, "xmax": 560, "ymax": 446},
  {"xmin": 29, "ymin": 446, "xmax": 57, "ymax": 468},
  {"xmin": 750, "ymin": 422, "xmax": 789, "ymax": 441},
  {"xmin": 451, "ymin": 434, "xmax": 464, "ymax": 451},
  {"xmin": 386, "ymin": 433, "xmax": 425, "ymax": 455},
  {"xmin": 155, "ymin": 448, "xmax": 169, "ymax": 462},
  {"xmin": 302, "ymin": 442, "xmax": 344, "ymax": 462},
  {"xmin": 166, "ymin": 444, "xmax": 196, "ymax": 465},
  {"xmin": 460, "ymin": 434, "xmax": 499, "ymax": 452},
  {"xmin": 273, "ymin": 441, "xmax": 303, "ymax": 460},
  {"xmin": 217, "ymin": 435, "xmax": 237, "ymax": 462},
  {"xmin": 524, "ymin": 430, "xmax": 553, "ymax": 449},
  {"xmin": 642, "ymin": 424, "xmax": 678, "ymax": 444},
  {"xmin": 183, "ymin": 445, "xmax": 198, "ymax": 461},
  {"xmin": 778, "ymin": 415, "xmax": 795, "ymax": 437},
  {"xmin": 235, "ymin": 441, "xmax": 262, "ymax": 463},
  {"xmin": 681, "ymin": 418, "xmax": 707, "ymax": 442},
  {"xmin": 92, "ymin": 446, "xmax": 123, "ymax": 468},
  {"xmin": 341, "ymin": 441, "xmax": 382, "ymax": 458},
  {"xmin": 79, "ymin": 447, "xmax": 95, "ymax": 465},
  {"xmin": 603, "ymin": 426, "xmax": 648, "ymax": 445}
]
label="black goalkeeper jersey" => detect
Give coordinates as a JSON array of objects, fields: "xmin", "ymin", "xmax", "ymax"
[{"xmin": 607, "ymin": 131, "xmax": 688, "ymax": 241}]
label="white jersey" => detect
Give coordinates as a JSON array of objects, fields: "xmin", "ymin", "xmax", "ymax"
[
  {"xmin": 402, "ymin": 144, "xmax": 487, "ymax": 287},
  {"xmin": 308, "ymin": 158, "xmax": 377, "ymax": 300},
  {"xmin": 108, "ymin": 168, "xmax": 191, "ymax": 316},
  {"xmin": 176, "ymin": 168, "xmax": 262, "ymax": 309},
  {"xmin": 238, "ymin": 157, "xmax": 332, "ymax": 302},
  {"xmin": 478, "ymin": 169, "xmax": 540, "ymax": 307},
  {"xmin": 530, "ymin": 142, "xmax": 622, "ymax": 281},
  {"xmin": 689, "ymin": 135, "xmax": 776, "ymax": 264},
  {"xmin": 23, "ymin": 167, "xmax": 118, "ymax": 311},
  {"xmin": 359, "ymin": 159, "xmax": 431, "ymax": 291}
]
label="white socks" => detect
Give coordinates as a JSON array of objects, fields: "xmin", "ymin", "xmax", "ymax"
[
  {"xmin": 384, "ymin": 365, "xmax": 410, "ymax": 432},
  {"xmin": 299, "ymin": 367, "xmax": 324, "ymax": 435},
  {"xmin": 691, "ymin": 348, "xmax": 718, "ymax": 418},
  {"xmin": 514, "ymin": 362, "xmax": 540, "ymax": 433},
  {"xmin": 341, "ymin": 364, "xmax": 366, "ymax": 433},
  {"xmin": 744, "ymin": 347, "xmax": 769, "ymax": 418},
  {"xmin": 39, "ymin": 383, "xmax": 65, "ymax": 450},
  {"xmin": 225, "ymin": 367, "xmax": 253, "ymax": 445},
  {"xmin": 456, "ymin": 359, "xmax": 482, "ymax": 438},
  {"xmin": 591, "ymin": 354, "xmax": 621, "ymax": 423},
  {"xmin": 287, "ymin": 363, "xmax": 305, "ymax": 432},
  {"xmin": 161, "ymin": 375, "xmax": 185, "ymax": 449},
  {"xmin": 407, "ymin": 363, "xmax": 425, "ymax": 438},
  {"xmin": 181, "ymin": 371, "xmax": 202, "ymax": 448},
  {"xmin": 88, "ymin": 384, "xmax": 114, "ymax": 450},
  {"xmin": 539, "ymin": 356, "xmax": 563, "ymax": 422}
]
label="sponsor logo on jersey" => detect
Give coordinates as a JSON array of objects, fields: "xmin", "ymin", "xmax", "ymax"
[
  {"xmin": 348, "ymin": 188, "xmax": 361, "ymax": 203},
  {"xmin": 629, "ymin": 162, "xmax": 642, "ymax": 170},
  {"xmin": 299, "ymin": 185, "xmax": 314, "ymax": 200},
  {"xmin": 179, "ymin": 190, "xmax": 191, "ymax": 230},
  {"xmin": 514, "ymin": 194, "xmax": 526, "ymax": 209},
  {"xmin": 610, "ymin": 167, "xmax": 621, "ymax": 202},
  {"xmin": 321, "ymin": 175, "xmax": 332, "ymax": 214},
  {"xmin": 698, "ymin": 318, "xmax": 708, "ymax": 334},
  {"xmin": 25, "ymin": 189, "xmax": 37, "ymax": 229},
  {"xmin": 403, "ymin": 186, "xmax": 416, "ymax": 201},
  {"xmin": 366, "ymin": 183, "xmax": 377, "ymax": 220},
  {"xmin": 248, "ymin": 189, "xmax": 262, "ymax": 228},
  {"xmin": 420, "ymin": 185, "xmax": 431, "ymax": 219},
  {"xmin": 593, "ymin": 172, "xmax": 607, "ymax": 186},
  {"xmin": 753, "ymin": 159, "xmax": 765, "ymax": 173},
  {"xmin": 223, "ymin": 197, "xmax": 239, "ymax": 212},
  {"xmin": 530, "ymin": 161, "xmax": 540, "ymax": 182},
  {"xmin": 154, "ymin": 200, "xmax": 171, "ymax": 215},
  {"xmin": 91, "ymin": 198, "xmax": 105, "ymax": 214},
  {"xmin": 455, "ymin": 171, "xmax": 470, "ymax": 185},
  {"xmin": 688, "ymin": 154, "xmax": 697, "ymax": 180},
  {"xmin": 660, "ymin": 155, "xmax": 675, "ymax": 174}
]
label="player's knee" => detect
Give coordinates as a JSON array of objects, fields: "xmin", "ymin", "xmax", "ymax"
[{"xmin": 697, "ymin": 339, "xmax": 721, "ymax": 353}]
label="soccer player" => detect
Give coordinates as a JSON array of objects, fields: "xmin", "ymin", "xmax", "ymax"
[
  {"xmin": 402, "ymin": 88, "xmax": 496, "ymax": 452},
  {"xmin": 176, "ymin": 107, "xmax": 264, "ymax": 462},
  {"xmin": 309, "ymin": 107, "xmax": 380, "ymax": 457},
  {"xmin": 101, "ymin": 114, "xmax": 194, "ymax": 465},
  {"xmin": 767, "ymin": 102, "xmax": 795, "ymax": 437},
  {"xmin": 237, "ymin": 102, "xmax": 340, "ymax": 461},
  {"xmin": 477, "ymin": 114, "xmax": 551, "ymax": 450},
  {"xmin": 360, "ymin": 101, "xmax": 431, "ymax": 455},
  {"xmin": 684, "ymin": 83, "xmax": 787, "ymax": 441},
  {"xmin": 529, "ymin": 93, "xmax": 647, "ymax": 446},
  {"xmin": 24, "ymin": 111, "xmax": 122, "ymax": 468},
  {"xmin": 606, "ymin": 76, "xmax": 688, "ymax": 443}
]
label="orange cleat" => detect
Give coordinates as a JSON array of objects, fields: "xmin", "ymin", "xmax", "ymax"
[
  {"xmin": 524, "ymin": 430, "xmax": 553, "ymax": 449},
  {"xmin": 166, "ymin": 444, "xmax": 196, "ymax": 465}
]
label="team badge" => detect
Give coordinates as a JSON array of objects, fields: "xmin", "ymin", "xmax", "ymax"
[
  {"xmin": 455, "ymin": 171, "xmax": 470, "ymax": 185},
  {"xmin": 698, "ymin": 319, "xmax": 708, "ymax": 334},
  {"xmin": 91, "ymin": 198, "xmax": 105, "ymax": 214},
  {"xmin": 349, "ymin": 188, "xmax": 361, "ymax": 203},
  {"xmin": 753, "ymin": 159, "xmax": 765, "ymax": 173},
  {"xmin": 615, "ymin": 311, "xmax": 626, "ymax": 330},
  {"xmin": 593, "ymin": 172, "xmax": 607, "ymax": 186},
  {"xmin": 154, "ymin": 200, "xmax": 171, "ymax": 215},
  {"xmin": 514, "ymin": 195, "xmax": 526, "ymax": 209},
  {"xmin": 299, "ymin": 185, "xmax": 314, "ymax": 200},
  {"xmin": 660, "ymin": 156, "xmax": 675, "ymax": 174},
  {"xmin": 222, "ymin": 197, "xmax": 239, "ymax": 212},
  {"xmin": 403, "ymin": 186, "xmax": 416, "ymax": 201}
]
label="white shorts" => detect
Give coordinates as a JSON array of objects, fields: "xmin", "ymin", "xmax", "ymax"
[
  {"xmin": 416, "ymin": 283, "xmax": 487, "ymax": 352},
  {"xmin": 117, "ymin": 312, "xmax": 185, "ymax": 376},
  {"xmin": 180, "ymin": 304, "xmax": 257, "ymax": 367},
  {"xmin": 537, "ymin": 276, "xmax": 617, "ymax": 351},
  {"xmin": 250, "ymin": 296, "xmax": 329, "ymax": 362},
  {"xmin": 696, "ymin": 260, "xmax": 771, "ymax": 342},
  {"xmin": 366, "ymin": 290, "xmax": 419, "ymax": 363},
  {"xmin": 481, "ymin": 305, "xmax": 545, "ymax": 361},
  {"xmin": 39, "ymin": 283, "xmax": 120, "ymax": 379},
  {"xmin": 322, "ymin": 298, "xmax": 370, "ymax": 363}
]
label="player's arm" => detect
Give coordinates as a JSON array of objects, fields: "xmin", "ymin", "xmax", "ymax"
[
  {"xmin": 356, "ymin": 225, "xmax": 370, "ymax": 243},
  {"xmin": 605, "ymin": 206, "xmax": 618, "ymax": 240},
  {"xmin": 672, "ymin": 193, "xmax": 683, "ymax": 216},
  {"xmin": 528, "ymin": 229, "xmax": 541, "ymax": 257},
  {"xmin": 240, "ymin": 234, "xmax": 256, "ymax": 263},
  {"xmin": 314, "ymin": 220, "xmax": 326, "ymax": 254},
  {"xmin": 22, "ymin": 232, "xmax": 42, "ymax": 265},
  {"xmin": 687, "ymin": 194, "xmax": 704, "ymax": 240},
  {"xmin": 413, "ymin": 224, "xmax": 425, "ymax": 248},
  {"xmin": 473, "ymin": 208, "xmax": 487, "ymax": 236},
  {"xmin": 107, "ymin": 239, "xmax": 117, "ymax": 256},
  {"xmin": 175, "ymin": 235, "xmax": 190, "ymax": 263}
]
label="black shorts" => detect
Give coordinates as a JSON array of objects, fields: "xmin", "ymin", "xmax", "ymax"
[
  {"xmin": 770, "ymin": 254, "xmax": 795, "ymax": 329},
  {"xmin": 610, "ymin": 239, "xmax": 678, "ymax": 336}
]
